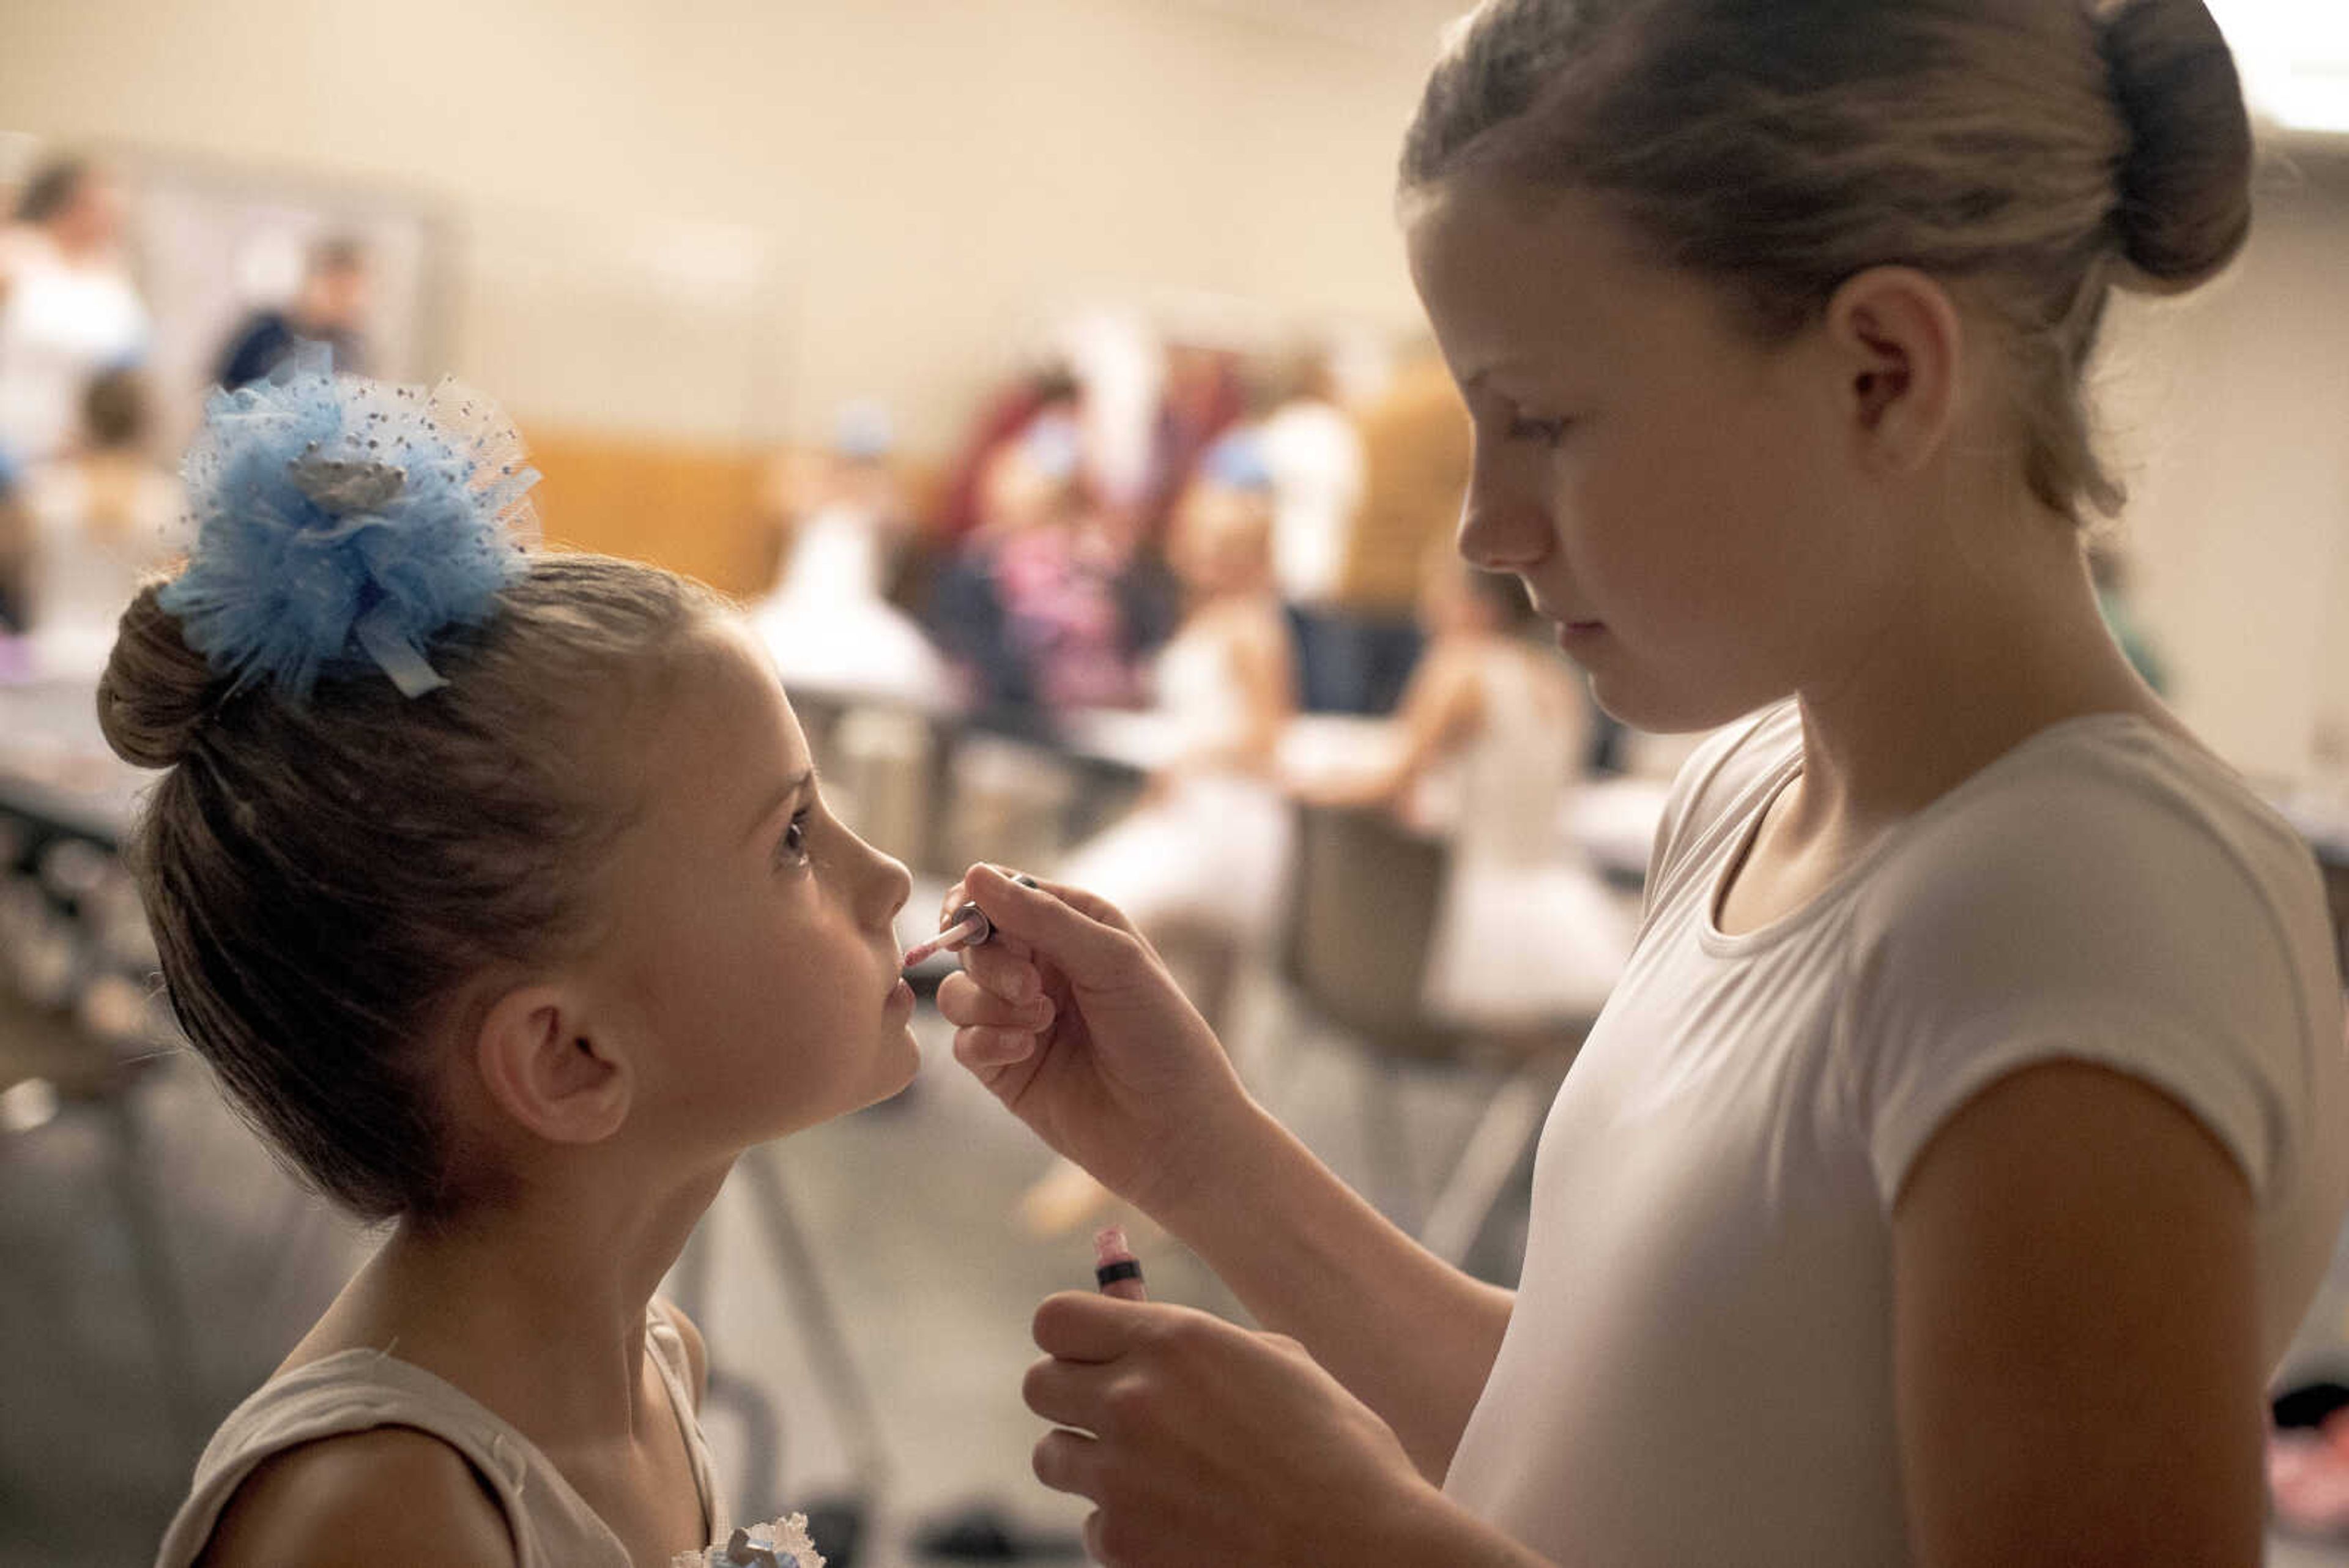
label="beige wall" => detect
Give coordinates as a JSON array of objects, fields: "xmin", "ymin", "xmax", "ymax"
[
  {"xmin": 0, "ymin": 0, "xmax": 1436, "ymax": 451},
  {"xmin": 2102, "ymin": 147, "xmax": 2349, "ymax": 779},
  {"xmin": 4, "ymin": 0, "xmax": 2343, "ymax": 777}
]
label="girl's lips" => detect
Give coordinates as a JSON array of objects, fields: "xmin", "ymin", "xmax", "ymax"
[{"xmin": 1557, "ymin": 620, "xmax": 1609, "ymax": 651}]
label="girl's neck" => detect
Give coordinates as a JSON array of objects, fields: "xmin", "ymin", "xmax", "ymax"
[
  {"xmin": 303, "ymin": 1159, "xmax": 728, "ymax": 1447},
  {"xmin": 1784, "ymin": 518, "xmax": 2172, "ymax": 839}
]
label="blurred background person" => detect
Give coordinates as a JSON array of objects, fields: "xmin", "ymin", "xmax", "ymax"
[
  {"xmin": 1132, "ymin": 338, "xmax": 1245, "ymax": 549},
  {"xmin": 0, "ymin": 158, "xmax": 149, "ymax": 471},
  {"xmin": 749, "ymin": 399, "xmax": 949, "ymax": 707},
  {"xmin": 17, "ymin": 367, "xmax": 185, "ymax": 677},
  {"xmin": 1024, "ymin": 438, "xmax": 1297, "ymax": 1234},
  {"xmin": 930, "ymin": 411, "xmax": 1137, "ymax": 718},
  {"xmin": 931, "ymin": 362, "xmax": 1085, "ymax": 548},
  {"xmin": 1332, "ymin": 342, "xmax": 1461, "ymax": 715},
  {"xmin": 213, "ymin": 234, "xmax": 371, "ymax": 388},
  {"xmin": 1258, "ymin": 345, "xmax": 1367, "ymax": 712},
  {"xmin": 1299, "ymin": 552, "xmax": 1633, "ymax": 1032}
]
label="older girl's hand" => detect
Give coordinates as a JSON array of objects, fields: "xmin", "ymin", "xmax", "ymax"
[
  {"xmin": 1021, "ymin": 1292, "xmax": 1443, "ymax": 1568},
  {"xmin": 932, "ymin": 865, "xmax": 1260, "ymax": 1218}
]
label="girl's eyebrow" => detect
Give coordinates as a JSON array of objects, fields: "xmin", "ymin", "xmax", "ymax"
[{"xmin": 743, "ymin": 767, "xmax": 817, "ymax": 844}]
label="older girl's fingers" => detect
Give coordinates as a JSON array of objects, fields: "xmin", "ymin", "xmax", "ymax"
[
  {"xmin": 1033, "ymin": 1290, "xmax": 1169, "ymax": 1362},
  {"xmin": 933, "ymin": 971, "xmax": 1052, "ymax": 1030},
  {"xmin": 935, "ymin": 972, "xmax": 1053, "ymax": 1031},
  {"xmin": 1033, "ymin": 1427, "xmax": 1109, "ymax": 1503},
  {"xmin": 961, "ymin": 940, "xmax": 1044, "ymax": 1003},
  {"xmin": 927, "ymin": 879, "xmax": 1036, "ymax": 967},
  {"xmin": 1022, "ymin": 1354, "xmax": 1123, "ymax": 1433},
  {"xmin": 957, "ymin": 864, "xmax": 1144, "ymax": 940},
  {"xmin": 954, "ymin": 1025, "xmax": 1038, "ymax": 1069}
]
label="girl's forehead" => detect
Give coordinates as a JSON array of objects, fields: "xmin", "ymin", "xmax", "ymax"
[
  {"xmin": 1411, "ymin": 183, "xmax": 1758, "ymax": 393},
  {"xmin": 1409, "ymin": 187, "xmax": 1638, "ymax": 366},
  {"xmin": 640, "ymin": 627, "xmax": 807, "ymax": 780}
]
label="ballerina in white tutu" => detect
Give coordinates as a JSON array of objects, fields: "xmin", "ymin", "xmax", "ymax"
[{"xmin": 1301, "ymin": 551, "xmax": 1635, "ymax": 1029}]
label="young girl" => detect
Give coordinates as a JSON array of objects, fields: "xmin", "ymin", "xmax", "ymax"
[
  {"xmin": 135, "ymin": 354, "xmax": 905, "ymax": 1567},
  {"xmin": 932, "ymin": 1, "xmax": 2349, "ymax": 1563},
  {"xmin": 1052, "ymin": 440, "xmax": 1297, "ymax": 973},
  {"xmin": 1301, "ymin": 551, "xmax": 1631, "ymax": 1030},
  {"xmin": 1020, "ymin": 444, "xmax": 1296, "ymax": 1233},
  {"xmin": 21, "ymin": 368, "xmax": 185, "ymax": 676}
]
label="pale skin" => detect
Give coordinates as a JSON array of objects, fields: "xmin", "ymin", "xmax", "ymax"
[
  {"xmin": 198, "ymin": 622, "xmax": 919, "ymax": 1568},
  {"xmin": 938, "ymin": 177, "xmax": 2262, "ymax": 1567}
]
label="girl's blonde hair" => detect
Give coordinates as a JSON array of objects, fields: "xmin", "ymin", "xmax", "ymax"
[
  {"xmin": 1401, "ymin": 0, "xmax": 2254, "ymax": 522},
  {"xmin": 100, "ymin": 553, "xmax": 724, "ymax": 1221}
]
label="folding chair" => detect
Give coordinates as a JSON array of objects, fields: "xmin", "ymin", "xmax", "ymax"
[{"xmin": 1282, "ymin": 802, "xmax": 1598, "ymax": 1268}]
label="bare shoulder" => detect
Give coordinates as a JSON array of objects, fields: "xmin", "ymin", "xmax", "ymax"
[
  {"xmin": 196, "ymin": 1426, "xmax": 516, "ymax": 1568},
  {"xmin": 655, "ymin": 1295, "xmax": 710, "ymax": 1409}
]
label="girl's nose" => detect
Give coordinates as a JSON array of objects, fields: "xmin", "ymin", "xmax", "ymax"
[
  {"xmin": 860, "ymin": 837, "xmax": 913, "ymax": 929},
  {"xmin": 1456, "ymin": 456, "xmax": 1554, "ymax": 576}
]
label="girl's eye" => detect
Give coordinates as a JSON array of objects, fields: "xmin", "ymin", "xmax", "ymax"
[
  {"xmin": 776, "ymin": 810, "xmax": 812, "ymax": 868},
  {"xmin": 1505, "ymin": 412, "xmax": 1572, "ymax": 447}
]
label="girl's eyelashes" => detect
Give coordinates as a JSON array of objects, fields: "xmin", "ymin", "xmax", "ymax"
[
  {"xmin": 775, "ymin": 808, "xmax": 814, "ymax": 869},
  {"xmin": 1504, "ymin": 411, "xmax": 1573, "ymax": 447},
  {"xmin": 1479, "ymin": 387, "xmax": 1575, "ymax": 447}
]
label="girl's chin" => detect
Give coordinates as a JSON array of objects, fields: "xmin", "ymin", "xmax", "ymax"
[{"xmin": 877, "ymin": 1028, "xmax": 923, "ymax": 1096}]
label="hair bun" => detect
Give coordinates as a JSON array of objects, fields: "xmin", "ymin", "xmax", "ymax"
[
  {"xmin": 98, "ymin": 581, "xmax": 226, "ymax": 769},
  {"xmin": 2102, "ymin": 0, "xmax": 2255, "ymax": 293}
]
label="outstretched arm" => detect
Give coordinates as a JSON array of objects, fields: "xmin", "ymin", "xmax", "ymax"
[
  {"xmin": 1143, "ymin": 1097, "xmax": 1516, "ymax": 1480},
  {"xmin": 938, "ymin": 865, "xmax": 1513, "ymax": 1479},
  {"xmin": 1297, "ymin": 644, "xmax": 1483, "ymax": 811}
]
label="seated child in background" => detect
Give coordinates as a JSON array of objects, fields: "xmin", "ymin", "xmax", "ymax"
[
  {"xmin": 136, "ymin": 354, "xmax": 899, "ymax": 1568},
  {"xmin": 1052, "ymin": 439, "xmax": 1298, "ymax": 998},
  {"xmin": 933, "ymin": 415, "xmax": 1137, "ymax": 715},
  {"xmin": 20, "ymin": 367, "xmax": 185, "ymax": 676},
  {"xmin": 1301, "ymin": 552, "xmax": 1633, "ymax": 1029}
]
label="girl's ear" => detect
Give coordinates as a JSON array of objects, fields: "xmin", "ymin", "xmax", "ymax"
[
  {"xmin": 473, "ymin": 984, "xmax": 633, "ymax": 1146},
  {"xmin": 1821, "ymin": 265, "xmax": 1965, "ymax": 478}
]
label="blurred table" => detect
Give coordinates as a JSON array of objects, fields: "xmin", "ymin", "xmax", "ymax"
[
  {"xmin": 0, "ymin": 674, "xmax": 149, "ymax": 847},
  {"xmin": 1058, "ymin": 708, "xmax": 1401, "ymax": 781},
  {"xmin": 1059, "ymin": 706, "xmax": 1672, "ymax": 883}
]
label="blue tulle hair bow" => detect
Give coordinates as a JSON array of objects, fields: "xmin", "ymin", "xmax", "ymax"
[{"xmin": 160, "ymin": 344, "xmax": 538, "ymax": 701}]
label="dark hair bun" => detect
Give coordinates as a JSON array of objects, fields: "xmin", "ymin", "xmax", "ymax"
[
  {"xmin": 2103, "ymin": 0, "xmax": 2255, "ymax": 292},
  {"xmin": 98, "ymin": 582, "xmax": 224, "ymax": 769}
]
